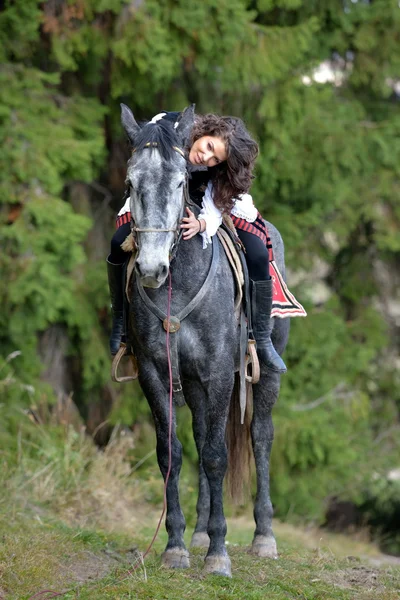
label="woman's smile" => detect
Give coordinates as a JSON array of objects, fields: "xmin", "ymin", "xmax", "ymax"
[{"xmin": 189, "ymin": 135, "xmax": 227, "ymax": 168}]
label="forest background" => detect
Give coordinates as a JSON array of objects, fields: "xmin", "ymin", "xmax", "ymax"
[{"xmin": 0, "ymin": 0, "xmax": 399, "ymax": 555}]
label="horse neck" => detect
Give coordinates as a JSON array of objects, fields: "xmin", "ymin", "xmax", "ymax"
[{"xmin": 171, "ymin": 233, "xmax": 213, "ymax": 300}]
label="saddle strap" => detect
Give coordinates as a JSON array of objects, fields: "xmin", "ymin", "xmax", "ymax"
[
  {"xmin": 125, "ymin": 249, "xmax": 137, "ymax": 302},
  {"xmin": 169, "ymin": 331, "xmax": 185, "ymax": 407},
  {"xmin": 216, "ymin": 228, "xmax": 243, "ymax": 315},
  {"xmin": 239, "ymin": 309, "xmax": 248, "ymax": 423},
  {"xmin": 222, "ymin": 214, "xmax": 241, "ymax": 241}
]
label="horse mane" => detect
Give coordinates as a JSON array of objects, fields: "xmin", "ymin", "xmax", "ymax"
[{"xmin": 133, "ymin": 119, "xmax": 183, "ymax": 162}]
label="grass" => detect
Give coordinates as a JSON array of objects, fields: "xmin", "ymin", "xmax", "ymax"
[
  {"xmin": 0, "ymin": 512, "xmax": 109, "ymax": 599},
  {"xmin": 1, "ymin": 487, "xmax": 399, "ymax": 599},
  {"xmin": 2, "ymin": 514, "xmax": 398, "ymax": 600},
  {"xmin": 69, "ymin": 543, "xmax": 400, "ymax": 600},
  {"xmin": 0, "ymin": 421, "xmax": 399, "ymax": 599}
]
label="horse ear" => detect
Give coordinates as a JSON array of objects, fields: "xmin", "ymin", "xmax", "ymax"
[
  {"xmin": 120, "ymin": 103, "xmax": 140, "ymax": 145},
  {"xmin": 175, "ymin": 104, "xmax": 195, "ymax": 147}
]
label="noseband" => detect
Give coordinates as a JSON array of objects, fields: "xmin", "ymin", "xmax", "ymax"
[{"xmin": 129, "ymin": 142, "xmax": 188, "ymax": 260}]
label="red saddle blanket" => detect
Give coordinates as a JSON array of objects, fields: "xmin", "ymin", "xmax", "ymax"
[
  {"xmin": 270, "ymin": 260, "xmax": 307, "ymax": 319},
  {"xmin": 262, "ymin": 225, "xmax": 306, "ymax": 319}
]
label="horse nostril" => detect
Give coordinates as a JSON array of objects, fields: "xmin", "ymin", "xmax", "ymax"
[
  {"xmin": 159, "ymin": 265, "xmax": 168, "ymax": 280},
  {"xmin": 135, "ymin": 261, "xmax": 143, "ymax": 278}
]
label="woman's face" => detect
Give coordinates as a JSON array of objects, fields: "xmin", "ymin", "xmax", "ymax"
[{"xmin": 188, "ymin": 135, "xmax": 227, "ymax": 168}]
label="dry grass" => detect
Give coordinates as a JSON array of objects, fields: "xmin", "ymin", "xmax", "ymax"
[{"xmin": 4, "ymin": 421, "xmax": 156, "ymax": 531}]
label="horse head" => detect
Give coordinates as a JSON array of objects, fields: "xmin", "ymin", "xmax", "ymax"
[{"xmin": 121, "ymin": 104, "xmax": 195, "ymax": 288}]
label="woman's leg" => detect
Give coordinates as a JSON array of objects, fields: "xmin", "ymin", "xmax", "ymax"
[
  {"xmin": 107, "ymin": 222, "xmax": 131, "ymax": 354},
  {"xmin": 109, "ymin": 222, "xmax": 131, "ymax": 265},
  {"xmin": 236, "ymin": 229, "xmax": 286, "ymax": 373},
  {"xmin": 236, "ymin": 229, "xmax": 270, "ymax": 281}
]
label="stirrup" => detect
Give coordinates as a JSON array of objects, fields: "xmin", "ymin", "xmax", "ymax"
[
  {"xmin": 245, "ymin": 339, "xmax": 260, "ymax": 384},
  {"xmin": 111, "ymin": 343, "xmax": 139, "ymax": 383}
]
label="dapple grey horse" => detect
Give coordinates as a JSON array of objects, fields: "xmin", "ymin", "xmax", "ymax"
[{"xmin": 121, "ymin": 104, "xmax": 289, "ymax": 577}]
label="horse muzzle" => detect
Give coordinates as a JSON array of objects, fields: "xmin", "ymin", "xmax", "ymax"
[{"xmin": 135, "ymin": 260, "xmax": 169, "ymax": 289}]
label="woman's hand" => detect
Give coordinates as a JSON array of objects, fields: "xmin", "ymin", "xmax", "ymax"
[{"xmin": 181, "ymin": 207, "xmax": 203, "ymax": 240}]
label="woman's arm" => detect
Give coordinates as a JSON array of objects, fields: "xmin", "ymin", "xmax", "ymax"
[{"xmin": 181, "ymin": 181, "xmax": 222, "ymax": 247}]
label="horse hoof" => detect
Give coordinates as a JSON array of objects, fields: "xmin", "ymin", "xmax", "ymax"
[
  {"xmin": 161, "ymin": 548, "xmax": 190, "ymax": 569},
  {"xmin": 203, "ymin": 554, "xmax": 232, "ymax": 577},
  {"xmin": 250, "ymin": 535, "xmax": 278, "ymax": 559},
  {"xmin": 190, "ymin": 532, "xmax": 210, "ymax": 549}
]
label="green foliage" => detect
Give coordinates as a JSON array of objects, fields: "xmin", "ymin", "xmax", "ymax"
[
  {"xmin": 282, "ymin": 301, "xmax": 387, "ymax": 400},
  {"xmin": 272, "ymin": 393, "xmax": 371, "ymax": 520},
  {"xmin": 111, "ymin": 0, "xmax": 257, "ymax": 102},
  {"xmin": 363, "ymin": 475, "xmax": 400, "ymax": 554},
  {"xmin": 0, "ymin": 353, "xmax": 43, "ymax": 452},
  {"xmin": 269, "ymin": 301, "xmax": 392, "ymax": 522},
  {"xmin": 0, "ymin": 197, "xmax": 91, "ymax": 378},
  {"xmin": 0, "ymin": 0, "xmax": 42, "ymax": 62},
  {"xmin": 0, "ymin": 55, "xmax": 107, "ymax": 395},
  {"xmin": 0, "ymin": 65, "xmax": 106, "ymax": 202}
]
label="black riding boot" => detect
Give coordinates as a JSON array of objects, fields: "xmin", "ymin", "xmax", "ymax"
[
  {"xmin": 252, "ymin": 279, "xmax": 287, "ymax": 373},
  {"xmin": 107, "ymin": 257, "xmax": 125, "ymax": 355}
]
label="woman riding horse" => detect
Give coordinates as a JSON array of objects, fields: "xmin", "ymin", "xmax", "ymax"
[{"xmin": 107, "ymin": 110, "xmax": 286, "ymax": 373}]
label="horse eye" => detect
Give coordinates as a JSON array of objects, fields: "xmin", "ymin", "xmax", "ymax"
[{"xmin": 177, "ymin": 181, "xmax": 184, "ymax": 189}]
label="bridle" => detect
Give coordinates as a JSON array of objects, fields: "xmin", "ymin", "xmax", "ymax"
[{"xmin": 128, "ymin": 142, "xmax": 189, "ymax": 260}]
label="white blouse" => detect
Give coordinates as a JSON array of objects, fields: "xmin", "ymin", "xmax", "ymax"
[
  {"xmin": 118, "ymin": 196, "xmax": 131, "ymax": 217},
  {"xmin": 198, "ymin": 182, "xmax": 257, "ymax": 248}
]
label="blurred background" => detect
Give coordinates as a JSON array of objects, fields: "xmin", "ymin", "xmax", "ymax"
[{"xmin": 1, "ymin": 0, "xmax": 399, "ymax": 559}]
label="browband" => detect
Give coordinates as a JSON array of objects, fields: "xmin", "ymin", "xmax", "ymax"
[{"xmin": 132, "ymin": 142, "xmax": 186, "ymax": 159}]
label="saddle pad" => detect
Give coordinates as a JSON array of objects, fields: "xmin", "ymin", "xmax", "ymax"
[{"xmin": 270, "ymin": 260, "xmax": 307, "ymax": 318}]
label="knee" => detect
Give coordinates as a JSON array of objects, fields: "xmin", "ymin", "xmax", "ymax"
[
  {"xmin": 157, "ymin": 438, "xmax": 183, "ymax": 471},
  {"xmin": 248, "ymin": 251, "xmax": 269, "ymax": 281},
  {"xmin": 251, "ymin": 415, "xmax": 274, "ymax": 441},
  {"xmin": 202, "ymin": 444, "xmax": 227, "ymax": 477},
  {"xmin": 110, "ymin": 230, "xmax": 127, "ymax": 264}
]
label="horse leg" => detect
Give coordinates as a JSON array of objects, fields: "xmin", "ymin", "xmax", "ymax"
[
  {"xmin": 191, "ymin": 460, "xmax": 211, "ymax": 549},
  {"xmin": 185, "ymin": 383, "xmax": 210, "ymax": 549},
  {"xmin": 250, "ymin": 370, "xmax": 281, "ymax": 558},
  {"xmin": 201, "ymin": 381, "xmax": 233, "ymax": 577},
  {"xmin": 140, "ymin": 366, "xmax": 189, "ymax": 569}
]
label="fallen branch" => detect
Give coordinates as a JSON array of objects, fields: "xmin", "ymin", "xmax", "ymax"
[{"xmin": 290, "ymin": 383, "xmax": 353, "ymax": 411}]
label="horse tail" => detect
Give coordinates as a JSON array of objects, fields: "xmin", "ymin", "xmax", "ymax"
[{"xmin": 225, "ymin": 374, "xmax": 253, "ymax": 504}]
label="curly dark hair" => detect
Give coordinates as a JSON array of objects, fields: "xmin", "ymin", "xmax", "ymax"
[{"xmin": 190, "ymin": 114, "xmax": 259, "ymax": 213}]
